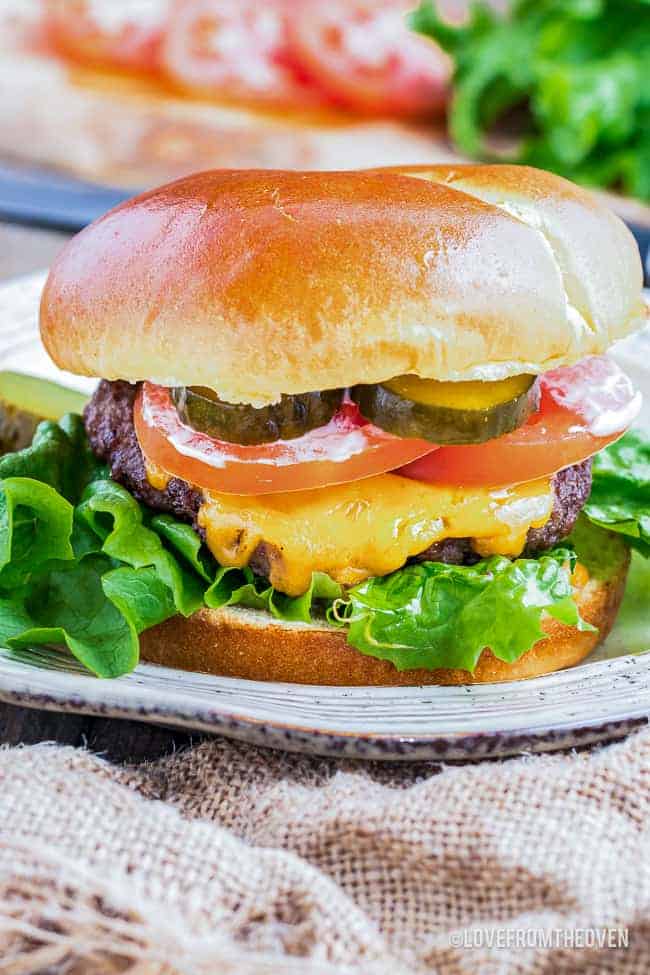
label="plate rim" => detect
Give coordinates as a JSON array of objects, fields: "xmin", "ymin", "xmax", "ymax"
[{"xmin": 0, "ymin": 649, "xmax": 649, "ymax": 760}]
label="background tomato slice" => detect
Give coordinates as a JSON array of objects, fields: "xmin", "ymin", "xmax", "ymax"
[
  {"xmin": 161, "ymin": 0, "xmax": 325, "ymax": 107},
  {"xmin": 399, "ymin": 357, "xmax": 642, "ymax": 487},
  {"xmin": 287, "ymin": 0, "xmax": 451, "ymax": 116},
  {"xmin": 135, "ymin": 384, "xmax": 435, "ymax": 495},
  {"xmin": 43, "ymin": 0, "xmax": 168, "ymax": 73},
  {"xmin": 42, "ymin": 0, "xmax": 452, "ymax": 115}
]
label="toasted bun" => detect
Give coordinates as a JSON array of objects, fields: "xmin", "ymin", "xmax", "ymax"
[
  {"xmin": 40, "ymin": 166, "xmax": 645, "ymax": 406},
  {"xmin": 140, "ymin": 553, "xmax": 629, "ymax": 685}
]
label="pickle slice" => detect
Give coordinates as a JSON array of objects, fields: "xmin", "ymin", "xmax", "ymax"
[
  {"xmin": 352, "ymin": 374, "xmax": 539, "ymax": 445},
  {"xmin": 173, "ymin": 386, "xmax": 344, "ymax": 445},
  {"xmin": 0, "ymin": 371, "xmax": 88, "ymax": 455}
]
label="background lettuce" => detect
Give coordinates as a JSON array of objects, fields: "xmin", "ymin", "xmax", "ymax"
[
  {"xmin": 0, "ymin": 419, "xmax": 646, "ymax": 678},
  {"xmin": 411, "ymin": 0, "xmax": 650, "ymax": 201}
]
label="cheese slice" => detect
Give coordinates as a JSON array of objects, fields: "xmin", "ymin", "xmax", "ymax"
[{"xmin": 195, "ymin": 473, "xmax": 553, "ymax": 596}]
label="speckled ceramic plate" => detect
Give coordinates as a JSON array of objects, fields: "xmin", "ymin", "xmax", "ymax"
[{"xmin": 0, "ymin": 272, "xmax": 649, "ymax": 761}]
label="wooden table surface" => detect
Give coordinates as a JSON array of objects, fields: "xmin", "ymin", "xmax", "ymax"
[{"xmin": 0, "ymin": 222, "xmax": 196, "ymax": 761}]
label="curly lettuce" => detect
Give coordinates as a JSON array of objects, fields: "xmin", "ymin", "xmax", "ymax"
[
  {"xmin": 331, "ymin": 547, "xmax": 593, "ymax": 672},
  {"xmin": 0, "ymin": 417, "xmax": 341, "ymax": 677},
  {"xmin": 410, "ymin": 0, "xmax": 650, "ymax": 201}
]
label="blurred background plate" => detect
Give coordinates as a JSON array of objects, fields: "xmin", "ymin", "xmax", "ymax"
[
  {"xmin": 1, "ymin": 2, "xmax": 648, "ymax": 280},
  {"xmin": 0, "ymin": 272, "xmax": 648, "ymax": 761},
  {"xmin": 0, "ymin": 162, "xmax": 128, "ymax": 232}
]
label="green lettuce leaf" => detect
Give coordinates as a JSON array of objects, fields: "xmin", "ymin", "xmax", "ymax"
[
  {"xmin": 205, "ymin": 566, "xmax": 342, "ymax": 623},
  {"xmin": 150, "ymin": 514, "xmax": 214, "ymax": 582},
  {"xmin": 330, "ymin": 547, "xmax": 592, "ymax": 672},
  {"xmin": 0, "ymin": 477, "xmax": 74, "ymax": 589},
  {"xmin": 0, "ymin": 417, "xmax": 342, "ymax": 677},
  {"xmin": 76, "ymin": 479, "xmax": 205, "ymax": 617},
  {"xmin": 583, "ymin": 430, "xmax": 650, "ymax": 556},
  {"xmin": 0, "ymin": 414, "xmax": 104, "ymax": 501},
  {"xmin": 568, "ymin": 513, "xmax": 632, "ymax": 579},
  {"xmin": 0, "ymin": 556, "xmax": 140, "ymax": 678},
  {"xmin": 101, "ymin": 566, "xmax": 178, "ymax": 636},
  {"xmin": 410, "ymin": 0, "xmax": 650, "ymax": 200}
]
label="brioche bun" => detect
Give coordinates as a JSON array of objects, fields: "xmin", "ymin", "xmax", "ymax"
[
  {"xmin": 40, "ymin": 166, "xmax": 645, "ymax": 407},
  {"xmin": 139, "ymin": 551, "xmax": 629, "ymax": 685}
]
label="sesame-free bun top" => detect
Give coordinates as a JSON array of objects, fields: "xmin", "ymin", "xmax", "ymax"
[{"xmin": 40, "ymin": 165, "xmax": 646, "ymax": 406}]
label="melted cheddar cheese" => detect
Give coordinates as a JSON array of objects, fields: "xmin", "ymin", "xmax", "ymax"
[
  {"xmin": 146, "ymin": 461, "xmax": 172, "ymax": 492},
  {"xmin": 190, "ymin": 473, "xmax": 554, "ymax": 596}
]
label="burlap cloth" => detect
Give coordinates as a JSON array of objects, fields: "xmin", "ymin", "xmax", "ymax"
[{"xmin": 1, "ymin": 724, "xmax": 650, "ymax": 974}]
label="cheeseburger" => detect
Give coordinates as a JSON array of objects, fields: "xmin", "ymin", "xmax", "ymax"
[{"xmin": 16, "ymin": 165, "xmax": 649, "ymax": 683}]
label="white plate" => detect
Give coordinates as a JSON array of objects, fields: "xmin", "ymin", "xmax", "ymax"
[{"xmin": 0, "ymin": 271, "xmax": 649, "ymax": 760}]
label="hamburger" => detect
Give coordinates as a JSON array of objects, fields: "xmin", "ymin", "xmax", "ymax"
[{"xmin": 1, "ymin": 165, "xmax": 648, "ymax": 684}]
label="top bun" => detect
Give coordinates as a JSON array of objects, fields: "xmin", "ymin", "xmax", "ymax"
[{"xmin": 40, "ymin": 165, "xmax": 646, "ymax": 406}]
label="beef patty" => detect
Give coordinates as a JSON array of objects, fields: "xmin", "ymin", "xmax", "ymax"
[
  {"xmin": 84, "ymin": 380, "xmax": 593, "ymax": 574},
  {"xmin": 84, "ymin": 380, "xmax": 202, "ymax": 522}
]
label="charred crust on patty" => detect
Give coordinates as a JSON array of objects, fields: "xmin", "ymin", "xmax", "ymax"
[
  {"xmin": 84, "ymin": 380, "xmax": 201, "ymax": 523},
  {"xmin": 524, "ymin": 457, "xmax": 592, "ymax": 555},
  {"xmin": 413, "ymin": 459, "xmax": 592, "ymax": 565}
]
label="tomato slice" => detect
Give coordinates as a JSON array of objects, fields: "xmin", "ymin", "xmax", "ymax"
[
  {"xmin": 135, "ymin": 384, "xmax": 435, "ymax": 495},
  {"xmin": 287, "ymin": 0, "xmax": 451, "ymax": 116},
  {"xmin": 43, "ymin": 0, "xmax": 168, "ymax": 73},
  {"xmin": 399, "ymin": 357, "xmax": 642, "ymax": 488},
  {"xmin": 161, "ymin": 0, "xmax": 325, "ymax": 107}
]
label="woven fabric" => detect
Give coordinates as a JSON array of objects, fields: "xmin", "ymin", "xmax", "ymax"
[{"xmin": 1, "ymin": 728, "xmax": 650, "ymax": 974}]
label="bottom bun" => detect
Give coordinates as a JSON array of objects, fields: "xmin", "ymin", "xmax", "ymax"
[{"xmin": 140, "ymin": 554, "xmax": 630, "ymax": 685}]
